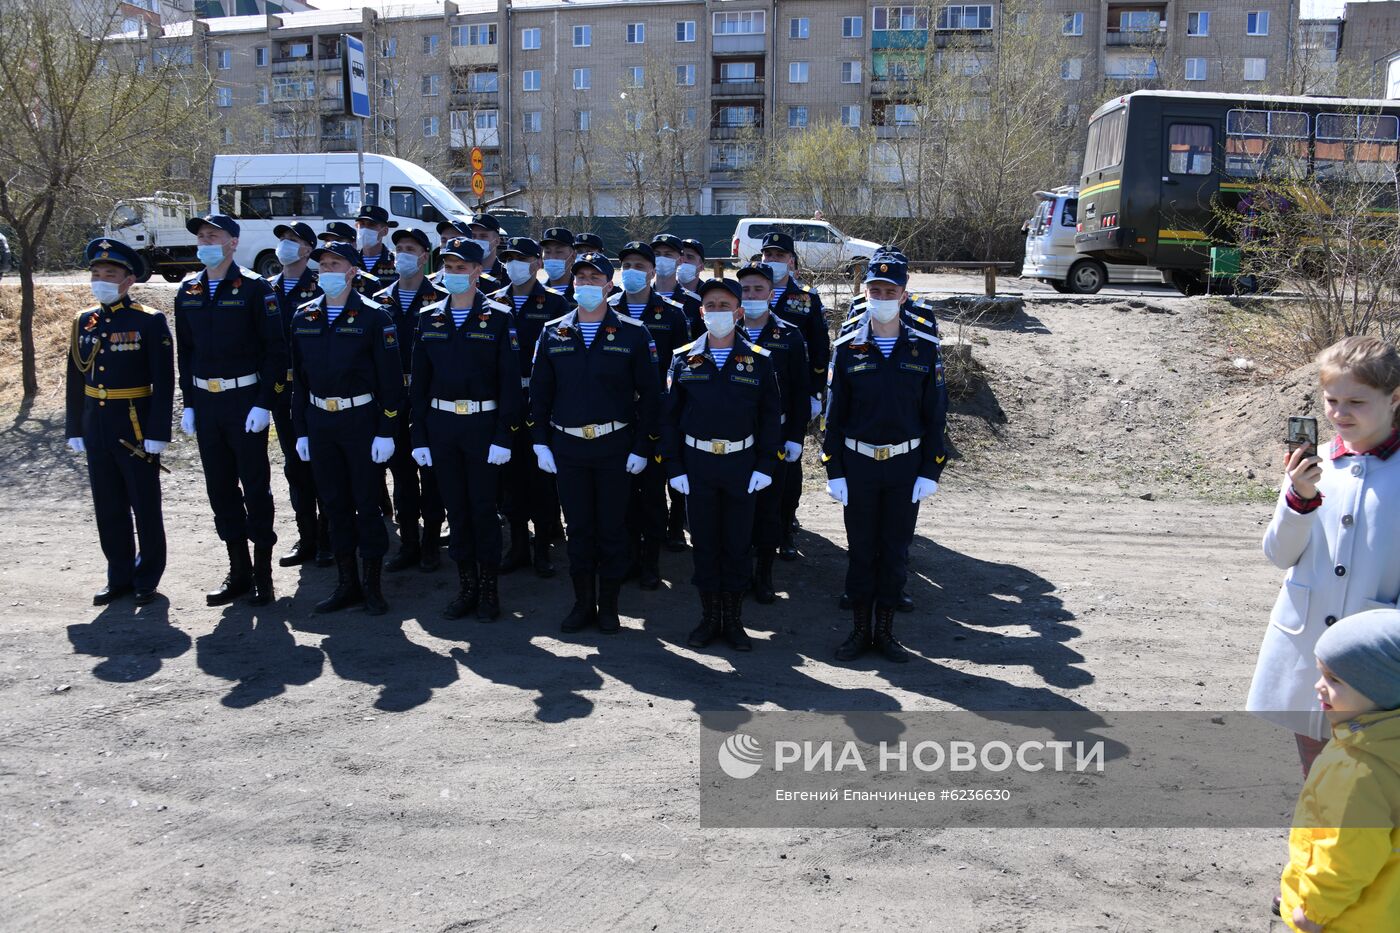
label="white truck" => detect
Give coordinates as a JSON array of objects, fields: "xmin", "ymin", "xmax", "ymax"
[{"xmin": 104, "ymin": 192, "xmax": 203, "ymax": 282}]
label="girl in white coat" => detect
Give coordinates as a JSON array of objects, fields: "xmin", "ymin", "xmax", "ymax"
[{"xmin": 1247, "ymin": 336, "xmax": 1400, "ymax": 775}]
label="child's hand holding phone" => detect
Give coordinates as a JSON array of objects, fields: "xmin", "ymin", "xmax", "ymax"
[{"xmin": 1286, "ymin": 443, "xmax": 1324, "ymax": 500}]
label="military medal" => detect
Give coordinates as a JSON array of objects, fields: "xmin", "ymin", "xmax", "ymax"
[{"xmin": 479, "ymin": 320, "xmax": 488, "ymax": 329}]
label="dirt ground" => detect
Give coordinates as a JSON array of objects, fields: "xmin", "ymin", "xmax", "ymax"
[{"xmin": 1, "ymin": 278, "xmax": 1309, "ymax": 931}]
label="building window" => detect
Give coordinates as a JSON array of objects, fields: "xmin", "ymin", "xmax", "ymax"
[
  {"xmin": 526, "ymin": 153, "xmax": 541, "ymax": 174},
  {"xmin": 523, "ymin": 111, "xmax": 542, "ymax": 133},
  {"xmin": 573, "ymin": 67, "xmax": 590, "ymax": 89},
  {"xmin": 1187, "ymin": 11, "xmax": 1209, "ymax": 36},
  {"xmin": 1063, "ymin": 12, "xmax": 1083, "ymax": 36},
  {"xmin": 382, "ymin": 77, "xmax": 394, "ymax": 98},
  {"xmin": 1185, "ymin": 57, "xmax": 1207, "ymax": 81},
  {"xmin": 382, "ymin": 38, "xmax": 396, "ymax": 57},
  {"xmin": 1168, "ymin": 124, "xmax": 1213, "ymax": 175},
  {"xmin": 676, "ymin": 64, "xmax": 696, "ymax": 86},
  {"xmin": 627, "ymin": 23, "xmax": 645, "ymax": 44},
  {"xmin": 1246, "ymin": 11, "xmax": 1269, "ymax": 36},
  {"xmin": 841, "ymin": 61, "xmax": 861, "ymax": 83},
  {"xmin": 452, "ymin": 24, "xmax": 497, "ymax": 46},
  {"xmin": 1243, "ymin": 57, "xmax": 1266, "ymax": 81},
  {"xmin": 1118, "ymin": 10, "xmax": 1157, "ymax": 32},
  {"xmin": 717, "ymin": 105, "xmax": 757, "ymax": 127},
  {"xmin": 522, "ymin": 27, "xmax": 540, "ymax": 50},
  {"xmin": 935, "ymin": 5, "xmax": 992, "ymax": 31},
  {"xmin": 217, "ymin": 86, "xmax": 233, "ymax": 107},
  {"xmin": 258, "ymin": 85, "xmax": 269, "ymax": 105},
  {"xmin": 677, "ymin": 21, "xmax": 696, "ymax": 42},
  {"xmin": 842, "ymin": 15, "xmax": 863, "ymax": 38},
  {"xmin": 423, "ymin": 115, "xmax": 439, "ymax": 138},
  {"xmin": 577, "ymin": 109, "xmax": 591, "ymax": 131},
  {"xmin": 469, "ymin": 71, "xmax": 498, "ymax": 92},
  {"xmin": 789, "ymin": 61, "xmax": 808, "ymax": 83},
  {"xmin": 422, "ymin": 35, "xmax": 438, "ymax": 55},
  {"xmin": 523, "ymin": 69, "xmax": 540, "ymax": 91},
  {"xmin": 789, "ymin": 17, "xmax": 809, "ymax": 39},
  {"xmin": 573, "ymin": 25, "xmax": 591, "ymax": 47},
  {"xmin": 840, "ymin": 105, "xmax": 861, "ymax": 127},
  {"xmin": 682, "ymin": 106, "xmax": 697, "ymax": 128},
  {"xmin": 1061, "ymin": 58, "xmax": 1082, "ymax": 80},
  {"xmin": 422, "ymin": 74, "xmax": 440, "ymax": 96},
  {"xmin": 712, "ymin": 11, "xmax": 765, "ymax": 35},
  {"xmin": 217, "ymin": 49, "xmax": 231, "ymax": 69},
  {"xmin": 873, "ymin": 6, "xmax": 929, "ymax": 30},
  {"xmin": 255, "ymin": 46, "xmax": 267, "ymax": 67},
  {"xmin": 788, "ymin": 106, "xmax": 808, "ymax": 128},
  {"xmin": 222, "ymin": 127, "xmax": 233, "ymax": 145},
  {"xmin": 624, "ymin": 66, "xmax": 643, "ymax": 87}
]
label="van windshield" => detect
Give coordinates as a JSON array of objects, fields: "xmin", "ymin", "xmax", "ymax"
[
  {"xmin": 1083, "ymin": 108, "xmax": 1127, "ymax": 174},
  {"xmin": 422, "ymin": 183, "xmax": 471, "ymax": 217}
]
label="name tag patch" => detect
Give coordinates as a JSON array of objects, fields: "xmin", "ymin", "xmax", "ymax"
[
  {"xmin": 846, "ymin": 363, "xmax": 878, "ymax": 374},
  {"xmin": 900, "ymin": 362, "xmax": 930, "ymax": 374},
  {"xmin": 730, "ymin": 374, "xmax": 760, "ymax": 386}
]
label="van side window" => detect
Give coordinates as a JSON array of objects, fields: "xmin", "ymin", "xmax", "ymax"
[
  {"xmin": 1167, "ymin": 124, "xmax": 1213, "ymax": 175},
  {"xmin": 1225, "ymin": 109, "xmax": 1309, "ymax": 179},
  {"xmin": 748, "ymin": 223, "xmax": 772, "ymax": 239},
  {"xmin": 322, "ymin": 184, "xmax": 380, "ymax": 219},
  {"xmin": 1060, "ymin": 199, "xmax": 1078, "ymax": 226},
  {"xmin": 390, "ymin": 186, "xmax": 423, "ymax": 220}
]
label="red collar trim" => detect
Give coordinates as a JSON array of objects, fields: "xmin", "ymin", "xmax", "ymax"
[{"xmin": 1331, "ymin": 428, "xmax": 1400, "ymax": 461}]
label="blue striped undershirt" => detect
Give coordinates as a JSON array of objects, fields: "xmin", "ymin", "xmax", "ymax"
[
  {"xmin": 326, "ymin": 305, "xmax": 344, "ymax": 324},
  {"xmin": 872, "ymin": 336, "xmax": 897, "ymax": 356},
  {"xmin": 397, "ymin": 291, "xmax": 415, "ymax": 314},
  {"xmin": 512, "ymin": 293, "xmax": 529, "ymax": 312},
  {"xmin": 282, "ymin": 277, "xmax": 297, "ymax": 294},
  {"xmin": 625, "ymin": 303, "xmax": 646, "ymax": 320},
  {"xmin": 577, "ymin": 321, "xmax": 601, "ymax": 346},
  {"xmin": 710, "ymin": 347, "xmax": 731, "ymax": 368},
  {"xmin": 745, "ymin": 327, "xmax": 763, "ymax": 343},
  {"xmin": 207, "ymin": 279, "xmax": 222, "ymax": 294},
  {"xmin": 450, "ymin": 303, "xmax": 471, "ymax": 327}
]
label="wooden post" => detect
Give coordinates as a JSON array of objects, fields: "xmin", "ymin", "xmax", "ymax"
[
  {"xmin": 984, "ymin": 265, "xmax": 997, "ymax": 298},
  {"xmin": 712, "ymin": 259, "xmax": 727, "ymax": 278}
]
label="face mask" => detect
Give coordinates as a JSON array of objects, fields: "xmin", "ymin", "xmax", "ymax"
[
  {"xmin": 741, "ymin": 299, "xmax": 768, "ymax": 320},
  {"xmin": 573, "ymin": 284, "xmax": 605, "ymax": 311},
  {"xmin": 357, "ymin": 228, "xmax": 380, "ymax": 250},
  {"xmin": 307, "ymin": 259, "xmax": 319, "ymax": 271},
  {"xmin": 276, "ymin": 239, "xmax": 303, "ymax": 264},
  {"xmin": 654, "ymin": 256, "xmax": 677, "ymax": 278},
  {"xmin": 506, "ymin": 260, "xmax": 535, "ymax": 285},
  {"xmin": 763, "ymin": 260, "xmax": 789, "ymax": 282},
  {"xmin": 90, "ymin": 280, "xmax": 121, "ymax": 305},
  {"xmin": 441, "ymin": 273, "xmax": 474, "ymax": 295},
  {"xmin": 317, "ymin": 272, "xmax": 349, "ymax": 297},
  {"xmin": 620, "ymin": 268, "xmax": 649, "ymax": 294},
  {"xmin": 677, "ymin": 262, "xmax": 699, "ymax": 283},
  {"xmin": 703, "ymin": 309, "xmax": 736, "ymax": 339},
  {"xmin": 470, "ymin": 238, "xmax": 493, "ymax": 259},
  {"xmin": 868, "ymin": 297, "xmax": 901, "ymax": 323},
  {"xmin": 394, "ymin": 252, "xmax": 420, "ymax": 277},
  {"xmin": 543, "ymin": 258, "xmax": 567, "ymax": 281},
  {"xmin": 197, "ymin": 244, "xmax": 226, "ymax": 268}
]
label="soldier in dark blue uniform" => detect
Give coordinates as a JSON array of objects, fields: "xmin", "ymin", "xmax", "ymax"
[
  {"xmin": 490, "ymin": 236, "xmax": 568, "ymax": 577},
  {"xmin": 611, "ymin": 241, "xmax": 691, "ymax": 589},
  {"xmin": 822, "ymin": 255, "xmax": 947, "ymax": 664},
  {"xmin": 355, "ymin": 204, "xmax": 400, "ymax": 291},
  {"xmin": 678, "ymin": 238, "xmax": 707, "ymax": 292},
  {"xmin": 268, "ymin": 222, "xmax": 327, "ymax": 567},
  {"xmin": 760, "ymin": 231, "xmax": 830, "ymax": 562},
  {"xmin": 572, "ymin": 232, "xmax": 605, "ymax": 253},
  {"xmin": 431, "ymin": 219, "xmax": 473, "ymax": 280},
  {"xmin": 319, "ymin": 222, "xmax": 382, "ymax": 296},
  {"xmin": 176, "ymin": 214, "xmax": 288, "ymax": 607},
  {"xmin": 467, "ymin": 214, "xmax": 509, "ymax": 290},
  {"xmin": 650, "ymin": 234, "xmax": 705, "ymax": 552},
  {"xmin": 289, "ymin": 242, "xmax": 403, "ymax": 615},
  {"xmin": 528, "ymin": 252, "xmax": 661, "ymax": 635},
  {"xmin": 66, "ymin": 239, "xmax": 175, "ymax": 606},
  {"xmin": 374, "ymin": 227, "xmax": 447, "ymax": 573},
  {"xmin": 734, "ymin": 262, "xmax": 810, "ymax": 603},
  {"xmin": 411, "ymin": 239, "xmax": 523, "ymax": 620},
  {"xmin": 540, "ymin": 227, "xmax": 576, "ymax": 303},
  {"xmin": 662, "ymin": 278, "xmax": 781, "ymax": 651}
]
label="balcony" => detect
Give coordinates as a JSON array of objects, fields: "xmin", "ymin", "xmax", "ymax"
[
  {"xmin": 875, "ymin": 124, "xmax": 919, "ymax": 138},
  {"xmin": 869, "ymin": 76, "xmax": 916, "ymax": 97},
  {"xmin": 711, "ymin": 124, "xmax": 761, "ymax": 140},
  {"xmin": 872, "ymin": 29, "xmax": 928, "ymax": 50},
  {"xmin": 449, "ymin": 44, "xmax": 498, "ymax": 68},
  {"xmin": 711, "ymin": 79, "xmax": 764, "ymax": 98},
  {"xmin": 451, "ymin": 89, "xmax": 499, "ymax": 108},
  {"xmin": 713, "ymin": 33, "xmax": 766, "ymax": 54},
  {"xmin": 1105, "ymin": 29, "xmax": 1165, "ymax": 47},
  {"xmin": 271, "ymin": 56, "xmax": 313, "ymax": 73},
  {"xmin": 321, "ymin": 137, "xmax": 357, "ymax": 152}
]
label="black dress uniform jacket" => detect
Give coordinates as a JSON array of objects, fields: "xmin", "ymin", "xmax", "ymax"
[
  {"xmin": 489, "ymin": 280, "xmax": 570, "ymax": 384},
  {"xmin": 374, "ymin": 277, "xmax": 449, "ymax": 380},
  {"xmin": 608, "ymin": 290, "xmax": 691, "ymax": 381},
  {"xmin": 842, "ymin": 294, "xmax": 943, "ymax": 341},
  {"xmin": 410, "ymin": 293, "xmax": 523, "ymax": 450},
  {"xmin": 771, "ymin": 280, "xmax": 830, "ymax": 400},
  {"xmin": 289, "ymin": 291, "xmax": 403, "ymax": 439},
  {"xmin": 174, "ymin": 266, "xmax": 289, "ymax": 411},
  {"xmin": 658, "ymin": 285, "xmax": 704, "ymax": 340},
  {"xmin": 744, "ymin": 314, "xmax": 810, "ymax": 448},
  {"xmin": 66, "ymin": 295, "xmax": 176, "ymax": 443},
  {"xmin": 660, "ymin": 333, "xmax": 782, "ymax": 479}
]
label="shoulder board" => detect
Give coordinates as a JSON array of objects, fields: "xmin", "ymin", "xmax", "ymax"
[
  {"xmin": 78, "ymin": 305, "xmax": 101, "ymax": 319},
  {"xmin": 615, "ymin": 312, "xmax": 645, "ymax": 326},
  {"xmin": 295, "ymin": 296, "xmax": 324, "ymax": 314},
  {"xmin": 132, "ymin": 302, "xmax": 162, "ymax": 315},
  {"xmin": 771, "ymin": 313, "xmax": 799, "ymax": 330},
  {"xmin": 359, "ymin": 271, "xmax": 382, "ymax": 284},
  {"xmin": 372, "ymin": 286, "xmax": 395, "ymax": 301},
  {"xmin": 909, "ymin": 327, "xmax": 941, "ymax": 344},
  {"xmin": 659, "ymin": 295, "xmax": 683, "ymax": 310},
  {"xmin": 680, "ymin": 288, "xmax": 701, "ymax": 301},
  {"xmin": 544, "ymin": 312, "xmax": 572, "ymax": 327},
  {"xmin": 358, "ymin": 295, "xmax": 384, "ymax": 311},
  {"xmin": 607, "ymin": 292, "xmax": 624, "ymax": 306},
  {"xmin": 422, "ymin": 298, "xmax": 449, "ymax": 315},
  {"xmin": 833, "ymin": 329, "xmax": 862, "ymax": 347},
  {"xmin": 238, "ymin": 267, "xmax": 265, "ymax": 282},
  {"xmin": 487, "ymin": 283, "xmax": 511, "ymax": 300},
  {"xmin": 674, "ymin": 338, "xmax": 699, "ymax": 357},
  {"xmin": 180, "ymin": 271, "xmax": 202, "ymax": 284},
  {"xmin": 747, "ymin": 343, "xmax": 771, "ymax": 358},
  {"xmin": 541, "ymin": 284, "xmax": 565, "ymax": 298},
  {"xmin": 484, "ymin": 297, "xmax": 511, "ymax": 313},
  {"xmin": 425, "ymin": 283, "xmax": 449, "ymax": 297}
]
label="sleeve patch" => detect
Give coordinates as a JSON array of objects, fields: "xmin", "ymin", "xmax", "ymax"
[
  {"xmin": 383, "ymin": 324, "xmax": 399, "ymax": 349},
  {"xmin": 648, "ymin": 340, "xmax": 659, "ymax": 365},
  {"xmin": 264, "ymin": 294, "xmax": 280, "ymax": 317}
]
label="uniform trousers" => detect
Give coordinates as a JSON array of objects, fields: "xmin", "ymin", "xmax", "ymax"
[
  {"xmin": 84, "ymin": 398, "xmax": 166, "ymax": 591},
  {"xmin": 840, "ymin": 450, "xmax": 920, "ymax": 605},
  {"xmin": 194, "ymin": 384, "xmax": 275, "ymax": 547},
  {"xmin": 554, "ymin": 430, "xmax": 633, "ymax": 580},
  {"xmin": 307, "ymin": 405, "xmax": 387, "ymax": 558},
  {"xmin": 684, "ymin": 450, "xmax": 758, "ymax": 592},
  {"xmin": 427, "ymin": 411, "xmax": 500, "ymax": 568}
]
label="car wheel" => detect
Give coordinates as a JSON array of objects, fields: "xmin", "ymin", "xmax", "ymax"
[
  {"xmin": 161, "ymin": 270, "xmax": 186, "ymax": 283},
  {"xmin": 254, "ymin": 251, "xmax": 282, "ymax": 279},
  {"xmin": 1169, "ymin": 269, "xmax": 1207, "ymax": 296},
  {"xmin": 1066, "ymin": 260, "xmax": 1105, "ymax": 295}
]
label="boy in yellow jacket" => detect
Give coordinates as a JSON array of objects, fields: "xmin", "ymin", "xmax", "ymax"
[{"xmin": 1280, "ymin": 608, "xmax": 1400, "ymax": 932}]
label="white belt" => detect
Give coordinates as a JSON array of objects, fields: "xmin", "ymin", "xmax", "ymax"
[
  {"xmin": 553, "ymin": 420, "xmax": 627, "ymax": 439},
  {"xmin": 194, "ymin": 373, "xmax": 259, "ymax": 393},
  {"xmin": 845, "ymin": 437, "xmax": 921, "ymax": 461},
  {"xmin": 311, "ymin": 393, "xmax": 373, "ymax": 412},
  {"xmin": 686, "ymin": 434, "xmax": 754, "ymax": 455},
  {"xmin": 432, "ymin": 398, "xmax": 497, "ymax": 415}
]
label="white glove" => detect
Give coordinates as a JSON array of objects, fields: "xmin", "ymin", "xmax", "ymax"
[
  {"xmin": 412, "ymin": 446, "xmax": 433, "ymax": 467},
  {"xmin": 370, "ymin": 436, "xmax": 395, "ymax": 464},
  {"xmin": 783, "ymin": 440, "xmax": 802, "ymax": 462},
  {"xmin": 625, "ymin": 453, "xmax": 647, "ymax": 474},
  {"xmin": 533, "ymin": 444, "xmax": 557, "ymax": 474},
  {"xmin": 296, "ymin": 437, "xmax": 310, "ymax": 461},
  {"xmin": 810, "ymin": 396, "xmax": 822, "ymax": 421},
  {"xmin": 747, "ymin": 471, "xmax": 772, "ymax": 494},
  {"xmin": 486, "ymin": 444, "xmax": 512, "ymax": 465},
  {"xmin": 827, "ymin": 477, "xmax": 849, "ymax": 506},
  {"xmin": 244, "ymin": 406, "xmax": 270, "ymax": 433},
  {"xmin": 912, "ymin": 477, "xmax": 939, "ymax": 503},
  {"xmin": 66, "ymin": 437, "xmax": 86, "ymax": 454},
  {"xmin": 143, "ymin": 439, "xmax": 168, "ymax": 455},
  {"xmin": 180, "ymin": 408, "xmax": 196, "ymax": 435},
  {"xmin": 669, "ymin": 474, "xmax": 690, "ymax": 495}
]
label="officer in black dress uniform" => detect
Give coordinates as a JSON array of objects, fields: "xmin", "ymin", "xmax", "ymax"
[
  {"xmin": 176, "ymin": 214, "xmax": 288, "ymax": 607},
  {"xmin": 411, "ymin": 239, "xmax": 522, "ymax": 620},
  {"xmin": 374, "ymin": 227, "xmax": 447, "ymax": 573},
  {"xmin": 431, "ymin": 219, "xmax": 473, "ymax": 280},
  {"xmin": 822, "ymin": 255, "xmax": 947, "ymax": 663},
  {"xmin": 528, "ymin": 252, "xmax": 661, "ymax": 635},
  {"xmin": 289, "ymin": 242, "xmax": 403, "ymax": 615},
  {"xmin": 66, "ymin": 239, "xmax": 175, "ymax": 606},
  {"xmin": 268, "ymin": 221, "xmax": 326, "ymax": 567},
  {"xmin": 662, "ymin": 278, "xmax": 781, "ymax": 651},
  {"xmin": 540, "ymin": 227, "xmax": 577, "ymax": 303},
  {"xmin": 467, "ymin": 213, "xmax": 509, "ymax": 289},
  {"xmin": 354, "ymin": 205, "xmax": 400, "ymax": 291},
  {"xmin": 490, "ymin": 236, "xmax": 569, "ymax": 577},
  {"xmin": 319, "ymin": 222, "xmax": 382, "ymax": 296}
]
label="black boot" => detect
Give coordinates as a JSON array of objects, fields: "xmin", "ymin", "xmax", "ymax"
[
  {"xmin": 93, "ymin": 582, "xmax": 132, "ymax": 606},
  {"xmin": 500, "ymin": 521, "xmax": 531, "ymax": 574},
  {"xmin": 835, "ymin": 602, "xmax": 873, "ymax": 662},
  {"xmin": 638, "ymin": 540, "xmax": 661, "ymax": 590},
  {"xmin": 897, "ymin": 590, "xmax": 914, "ymax": 612},
  {"xmin": 560, "ymin": 573, "xmax": 596, "ymax": 633},
  {"xmin": 872, "ymin": 604, "xmax": 910, "ymax": 663},
  {"xmin": 385, "ymin": 524, "xmax": 420, "ymax": 573},
  {"xmin": 314, "ymin": 553, "xmax": 363, "ymax": 613},
  {"xmin": 596, "ymin": 578, "xmax": 622, "ymax": 633},
  {"xmin": 247, "ymin": 544, "xmax": 275, "ymax": 606},
  {"xmin": 419, "ymin": 524, "xmax": 442, "ymax": 572},
  {"xmin": 279, "ymin": 513, "xmax": 318, "ymax": 567},
  {"xmin": 314, "ymin": 513, "xmax": 334, "ymax": 567},
  {"xmin": 477, "ymin": 566, "xmax": 500, "ymax": 621},
  {"xmin": 753, "ymin": 550, "xmax": 776, "ymax": 604},
  {"xmin": 362, "ymin": 556, "xmax": 388, "ymax": 616},
  {"xmin": 721, "ymin": 592, "xmax": 752, "ymax": 651},
  {"xmin": 532, "ymin": 530, "xmax": 554, "ymax": 577},
  {"xmin": 207, "ymin": 540, "xmax": 253, "ymax": 606},
  {"xmin": 443, "ymin": 560, "xmax": 479, "ymax": 619},
  {"xmin": 778, "ymin": 527, "xmax": 798, "ymax": 561},
  {"xmin": 687, "ymin": 591, "xmax": 722, "ymax": 648},
  {"xmin": 666, "ymin": 498, "xmax": 687, "ymax": 551}
]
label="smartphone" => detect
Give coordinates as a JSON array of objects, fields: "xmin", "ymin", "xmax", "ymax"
[{"xmin": 1287, "ymin": 416, "xmax": 1319, "ymax": 454}]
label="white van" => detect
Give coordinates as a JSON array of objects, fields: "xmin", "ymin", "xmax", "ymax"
[
  {"xmin": 1022, "ymin": 187, "xmax": 1165, "ymax": 294},
  {"xmin": 731, "ymin": 218, "xmax": 880, "ymax": 274},
  {"xmin": 209, "ymin": 153, "xmax": 475, "ymax": 277}
]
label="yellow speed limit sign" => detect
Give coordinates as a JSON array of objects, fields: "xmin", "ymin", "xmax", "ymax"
[
  {"xmin": 470, "ymin": 147, "xmax": 484, "ymax": 172},
  {"xmin": 470, "ymin": 172, "xmax": 486, "ymax": 197}
]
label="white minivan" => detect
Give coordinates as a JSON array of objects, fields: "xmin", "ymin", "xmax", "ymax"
[
  {"xmin": 731, "ymin": 218, "xmax": 880, "ymax": 274},
  {"xmin": 1022, "ymin": 187, "xmax": 1165, "ymax": 294},
  {"xmin": 209, "ymin": 153, "xmax": 475, "ymax": 277}
]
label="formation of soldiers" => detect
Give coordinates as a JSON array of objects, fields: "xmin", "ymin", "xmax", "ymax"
[{"xmin": 66, "ymin": 212, "xmax": 948, "ymax": 664}]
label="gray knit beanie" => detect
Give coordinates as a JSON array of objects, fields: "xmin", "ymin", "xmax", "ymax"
[{"xmin": 1316, "ymin": 609, "xmax": 1400, "ymax": 711}]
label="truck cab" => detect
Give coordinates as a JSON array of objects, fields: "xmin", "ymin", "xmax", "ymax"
[{"xmin": 104, "ymin": 192, "xmax": 202, "ymax": 282}]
